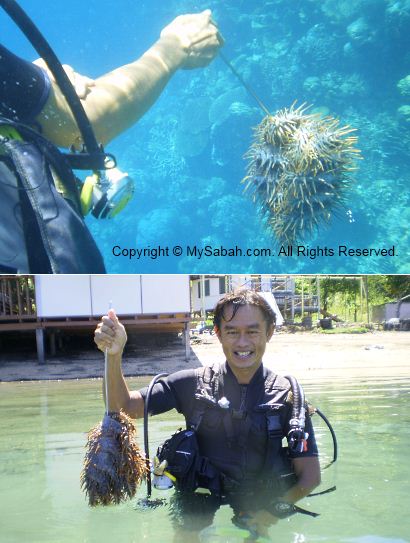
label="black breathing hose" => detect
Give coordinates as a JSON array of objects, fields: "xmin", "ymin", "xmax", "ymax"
[
  {"xmin": 308, "ymin": 406, "xmax": 338, "ymax": 496},
  {"xmin": 144, "ymin": 373, "xmax": 168, "ymax": 497},
  {"xmin": 284, "ymin": 374, "xmax": 306, "ymax": 436},
  {"xmin": 285, "ymin": 374, "xmax": 337, "ymax": 466},
  {"xmin": 315, "ymin": 407, "xmax": 338, "ymax": 466},
  {"xmin": 284, "ymin": 375, "xmax": 307, "ymax": 455},
  {"xmin": 284, "ymin": 375, "xmax": 338, "ymax": 496}
]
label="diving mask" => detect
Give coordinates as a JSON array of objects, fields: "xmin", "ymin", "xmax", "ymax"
[{"xmin": 81, "ymin": 167, "xmax": 134, "ymax": 219}]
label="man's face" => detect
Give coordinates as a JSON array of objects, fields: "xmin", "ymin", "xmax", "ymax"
[{"xmin": 215, "ymin": 304, "xmax": 274, "ymax": 379}]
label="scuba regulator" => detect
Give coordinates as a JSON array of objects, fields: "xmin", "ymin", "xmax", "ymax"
[{"xmin": 80, "ymin": 167, "xmax": 135, "ymax": 219}]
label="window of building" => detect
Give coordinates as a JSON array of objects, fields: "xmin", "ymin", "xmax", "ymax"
[
  {"xmin": 219, "ymin": 277, "xmax": 226, "ymax": 294},
  {"xmin": 198, "ymin": 279, "xmax": 210, "ymax": 297}
]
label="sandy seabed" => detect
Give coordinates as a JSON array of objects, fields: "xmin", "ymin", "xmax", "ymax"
[{"xmin": 0, "ymin": 330, "xmax": 409, "ymax": 382}]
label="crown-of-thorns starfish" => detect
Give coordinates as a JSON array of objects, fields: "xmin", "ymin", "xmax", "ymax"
[{"xmin": 243, "ymin": 102, "xmax": 361, "ymax": 244}]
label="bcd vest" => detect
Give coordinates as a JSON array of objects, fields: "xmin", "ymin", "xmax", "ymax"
[
  {"xmin": 0, "ymin": 115, "xmax": 106, "ymax": 273},
  {"xmin": 187, "ymin": 364, "xmax": 297, "ymax": 494}
]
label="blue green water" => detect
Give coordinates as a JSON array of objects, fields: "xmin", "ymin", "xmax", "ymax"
[
  {"xmin": 0, "ymin": 375, "xmax": 409, "ymax": 543},
  {"xmin": 2, "ymin": 0, "xmax": 409, "ymax": 273}
]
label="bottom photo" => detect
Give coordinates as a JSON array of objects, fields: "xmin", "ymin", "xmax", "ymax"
[{"xmin": 0, "ymin": 274, "xmax": 409, "ymax": 543}]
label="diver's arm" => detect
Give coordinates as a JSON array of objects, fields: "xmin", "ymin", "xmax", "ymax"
[
  {"xmin": 103, "ymin": 353, "xmax": 145, "ymax": 419},
  {"xmin": 246, "ymin": 456, "xmax": 321, "ymax": 534},
  {"xmin": 281, "ymin": 456, "xmax": 321, "ymax": 503},
  {"xmin": 94, "ymin": 309, "xmax": 144, "ymax": 418},
  {"xmin": 35, "ymin": 9, "xmax": 222, "ymax": 148}
]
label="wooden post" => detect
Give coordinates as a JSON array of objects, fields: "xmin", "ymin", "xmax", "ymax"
[
  {"xmin": 184, "ymin": 322, "xmax": 190, "ymax": 362},
  {"xmin": 364, "ymin": 276, "xmax": 370, "ymax": 324},
  {"xmin": 49, "ymin": 330, "xmax": 56, "ymax": 357},
  {"xmin": 7, "ymin": 279, "xmax": 12, "ymax": 318},
  {"xmin": 16, "ymin": 278, "xmax": 23, "ymax": 318},
  {"xmin": 36, "ymin": 328, "xmax": 45, "ymax": 364},
  {"xmin": 291, "ymin": 290, "xmax": 295, "ymax": 321}
]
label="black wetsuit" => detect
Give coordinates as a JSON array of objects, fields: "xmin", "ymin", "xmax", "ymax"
[
  {"xmin": 139, "ymin": 362, "xmax": 318, "ymax": 532},
  {"xmin": 0, "ymin": 44, "xmax": 50, "ymax": 122}
]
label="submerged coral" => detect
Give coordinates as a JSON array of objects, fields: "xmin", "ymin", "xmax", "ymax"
[
  {"xmin": 303, "ymin": 72, "xmax": 367, "ymax": 105},
  {"xmin": 346, "ymin": 16, "xmax": 376, "ymax": 46},
  {"xmin": 320, "ymin": 0, "xmax": 377, "ymax": 23},
  {"xmin": 397, "ymin": 75, "xmax": 410, "ymax": 96},
  {"xmin": 397, "ymin": 105, "xmax": 410, "ymax": 124},
  {"xmin": 243, "ymin": 103, "xmax": 361, "ymax": 244}
]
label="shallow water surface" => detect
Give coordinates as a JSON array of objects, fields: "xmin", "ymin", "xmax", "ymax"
[{"xmin": 0, "ymin": 375, "xmax": 409, "ymax": 543}]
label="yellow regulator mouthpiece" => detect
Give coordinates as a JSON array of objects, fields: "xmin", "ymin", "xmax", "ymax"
[{"xmin": 80, "ymin": 173, "xmax": 99, "ymax": 216}]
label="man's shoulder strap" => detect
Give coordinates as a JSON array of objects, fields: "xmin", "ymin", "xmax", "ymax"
[
  {"xmin": 195, "ymin": 363, "xmax": 221, "ymax": 396},
  {"xmin": 0, "ymin": 115, "xmax": 81, "ymax": 210},
  {"xmin": 189, "ymin": 363, "xmax": 221, "ymax": 430},
  {"xmin": 263, "ymin": 367, "xmax": 292, "ymax": 398}
]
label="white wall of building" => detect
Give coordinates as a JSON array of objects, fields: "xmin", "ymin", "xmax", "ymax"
[
  {"xmin": 372, "ymin": 302, "xmax": 410, "ymax": 321},
  {"xmin": 191, "ymin": 277, "xmax": 227, "ymax": 313},
  {"xmin": 35, "ymin": 276, "xmax": 92, "ymax": 317},
  {"xmin": 90, "ymin": 276, "xmax": 142, "ymax": 315},
  {"xmin": 141, "ymin": 275, "xmax": 191, "ymax": 313},
  {"xmin": 35, "ymin": 275, "xmax": 190, "ymax": 318}
]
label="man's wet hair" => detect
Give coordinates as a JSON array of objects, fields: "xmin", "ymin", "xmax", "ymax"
[{"xmin": 213, "ymin": 288, "xmax": 276, "ymax": 331}]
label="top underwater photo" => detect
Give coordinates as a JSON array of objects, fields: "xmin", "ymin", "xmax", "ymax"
[{"xmin": 1, "ymin": 0, "xmax": 409, "ymax": 273}]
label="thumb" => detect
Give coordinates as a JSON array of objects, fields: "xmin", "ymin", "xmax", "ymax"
[{"xmin": 108, "ymin": 308, "xmax": 119, "ymax": 326}]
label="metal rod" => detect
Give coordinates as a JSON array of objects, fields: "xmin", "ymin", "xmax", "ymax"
[
  {"xmin": 144, "ymin": 373, "xmax": 168, "ymax": 497},
  {"xmin": 219, "ymin": 50, "xmax": 272, "ymax": 117}
]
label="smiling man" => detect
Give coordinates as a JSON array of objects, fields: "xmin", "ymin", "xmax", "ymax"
[
  {"xmin": 94, "ymin": 288, "xmax": 321, "ymax": 539},
  {"xmin": 215, "ymin": 301, "xmax": 274, "ymax": 382}
]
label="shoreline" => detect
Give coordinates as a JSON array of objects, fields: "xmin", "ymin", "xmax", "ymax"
[{"xmin": 0, "ymin": 330, "xmax": 409, "ymax": 383}]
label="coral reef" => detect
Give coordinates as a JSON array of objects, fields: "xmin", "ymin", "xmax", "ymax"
[
  {"xmin": 319, "ymin": 0, "xmax": 380, "ymax": 23},
  {"xmin": 87, "ymin": 0, "xmax": 409, "ymax": 273},
  {"xmin": 346, "ymin": 17, "xmax": 376, "ymax": 46},
  {"xmin": 208, "ymin": 87, "xmax": 248, "ymax": 127},
  {"xmin": 296, "ymin": 24, "xmax": 341, "ymax": 69},
  {"xmin": 303, "ymin": 72, "xmax": 367, "ymax": 105},
  {"xmin": 397, "ymin": 75, "xmax": 410, "ymax": 96},
  {"xmin": 175, "ymin": 98, "xmax": 212, "ymax": 158},
  {"xmin": 397, "ymin": 105, "xmax": 410, "ymax": 124},
  {"xmin": 243, "ymin": 104, "xmax": 360, "ymax": 244},
  {"xmin": 147, "ymin": 115, "xmax": 186, "ymax": 178},
  {"xmin": 386, "ymin": 0, "xmax": 410, "ymax": 22}
]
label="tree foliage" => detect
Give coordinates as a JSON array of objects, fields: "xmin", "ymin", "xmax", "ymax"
[
  {"xmin": 367, "ymin": 275, "xmax": 410, "ymax": 302},
  {"xmin": 320, "ymin": 276, "xmax": 410, "ymax": 309},
  {"xmin": 318, "ymin": 275, "xmax": 410, "ymax": 321}
]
